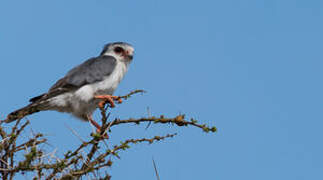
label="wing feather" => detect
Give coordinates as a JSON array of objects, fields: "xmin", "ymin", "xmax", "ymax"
[{"xmin": 29, "ymin": 55, "xmax": 117, "ymax": 102}]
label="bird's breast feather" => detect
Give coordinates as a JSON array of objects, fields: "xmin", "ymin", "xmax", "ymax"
[{"xmin": 74, "ymin": 62, "xmax": 128, "ymax": 102}]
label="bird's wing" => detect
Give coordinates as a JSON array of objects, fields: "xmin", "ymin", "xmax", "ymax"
[{"xmin": 29, "ymin": 55, "xmax": 117, "ymax": 103}]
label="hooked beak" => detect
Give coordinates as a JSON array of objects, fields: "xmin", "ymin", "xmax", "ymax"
[
  {"xmin": 128, "ymin": 55, "xmax": 133, "ymax": 60},
  {"xmin": 123, "ymin": 50, "xmax": 134, "ymax": 61}
]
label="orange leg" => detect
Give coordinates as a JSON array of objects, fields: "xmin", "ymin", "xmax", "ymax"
[
  {"xmin": 87, "ymin": 115, "xmax": 109, "ymax": 139},
  {"xmin": 94, "ymin": 95, "xmax": 122, "ymax": 108}
]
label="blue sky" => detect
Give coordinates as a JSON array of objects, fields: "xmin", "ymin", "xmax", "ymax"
[{"xmin": 1, "ymin": 0, "xmax": 323, "ymax": 179}]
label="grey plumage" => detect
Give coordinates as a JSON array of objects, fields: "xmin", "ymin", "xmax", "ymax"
[
  {"xmin": 25, "ymin": 55, "xmax": 120, "ymax": 121},
  {"xmin": 64, "ymin": 56, "xmax": 117, "ymax": 87},
  {"xmin": 5, "ymin": 42, "xmax": 134, "ymax": 123},
  {"xmin": 30, "ymin": 56, "xmax": 117, "ymax": 103}
]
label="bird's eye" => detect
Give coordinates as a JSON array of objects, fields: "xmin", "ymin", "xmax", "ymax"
[{"xmin": 114, "ymin": 47, "xmax": 124, "ymax": 53}]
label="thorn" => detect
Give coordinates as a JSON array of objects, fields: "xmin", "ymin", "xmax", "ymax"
[
  {"xmin": 152, "ymin": 157, "xmax": 160, "ymax": 180},
  {"xmin": 145, "ymin": 107, "xmax": 152, "ymax": 130}
]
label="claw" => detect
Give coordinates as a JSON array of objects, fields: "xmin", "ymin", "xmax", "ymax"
[
  {"xmin": 94, "ymin": 95, "xmax": 122, "ymax": 108},
  {"xmin": 87, "ymin": 115, "xmax": 109, "ymax": 139}
]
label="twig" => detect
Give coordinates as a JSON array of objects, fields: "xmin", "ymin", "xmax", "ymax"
[
  {"xmin": 65, "ymin": 124, "xmax": 85, "ymax": 143},
  {"xmin": 110, "ymin": 115, "xmax": 217, "ymax": 133}
]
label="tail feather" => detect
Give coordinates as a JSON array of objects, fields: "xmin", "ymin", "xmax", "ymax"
[
  {"xmin": 4, "ymin": 103, "xmax": 43, "ymax": 123},
  {"xmin": 29, "ymin": 93, "xmax": 46, "ymax": 103}
]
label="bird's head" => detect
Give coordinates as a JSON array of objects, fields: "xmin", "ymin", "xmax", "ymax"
[{"xmin": 100, "ymin": 42, "xmax": 134, "ymax": 63}]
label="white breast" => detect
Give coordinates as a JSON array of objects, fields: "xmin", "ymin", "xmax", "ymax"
[
  {"xmin": 49, "ymin": 61, "xmax": 128, "ymax": 108},
  {"xmin": 74, "ymin": 61, "xmax": 128, "ymax": 102}
]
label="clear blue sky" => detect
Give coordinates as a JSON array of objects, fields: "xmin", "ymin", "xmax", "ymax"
[{"xmin": 1, "ymin": 0, "xmax": 323, "ymax": 179}]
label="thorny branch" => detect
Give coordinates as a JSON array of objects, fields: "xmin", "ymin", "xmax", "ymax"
[{"xmin": 0, "ymin": 90, "xmax": 216, "ymax": 179}]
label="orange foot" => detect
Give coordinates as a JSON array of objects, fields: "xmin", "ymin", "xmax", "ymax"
[
  {"xmin": 87, "ymin": 115, "xmax": 109, "ymax": 139},
  {"xmin": 94, "ymin": 95, "xmax": 122, "ymax": 108}
]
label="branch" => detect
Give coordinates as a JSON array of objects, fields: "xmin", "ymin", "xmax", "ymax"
[
  {"xmin": 110, "ymin": 115, "xmax": 217, "ymax": 133},
  {"xmin": 0, "ymin": 89, "xmax": 216, "ymax": 179}
]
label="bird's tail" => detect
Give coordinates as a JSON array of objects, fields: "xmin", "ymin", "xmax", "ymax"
[{"xmin": 3, "ymin": 101, "xmax": 48, "ymax": 123}]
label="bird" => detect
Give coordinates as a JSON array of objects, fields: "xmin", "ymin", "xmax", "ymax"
[{"xmin": 4, "ymin": 42, "xmax": 134, "ymax": 138}]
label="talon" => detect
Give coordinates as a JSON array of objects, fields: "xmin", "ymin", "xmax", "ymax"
[
  {"xmin": 98, "ymin": 101, "xmax": 107, "ymax": 108},
  {"xmin": 96, "ymin": 129, "xmax": 109, "ymax": 139},
  {"xmin": 94, "ymin": 95, "xmax": 116, "ymax": 108},
  {"xmin": 116, "ymin": 97, "xmax": 122, "ymax": 104},
  {"xmin": 87, "ymin": 115, "xmax": 109, "ymax": 139}
]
